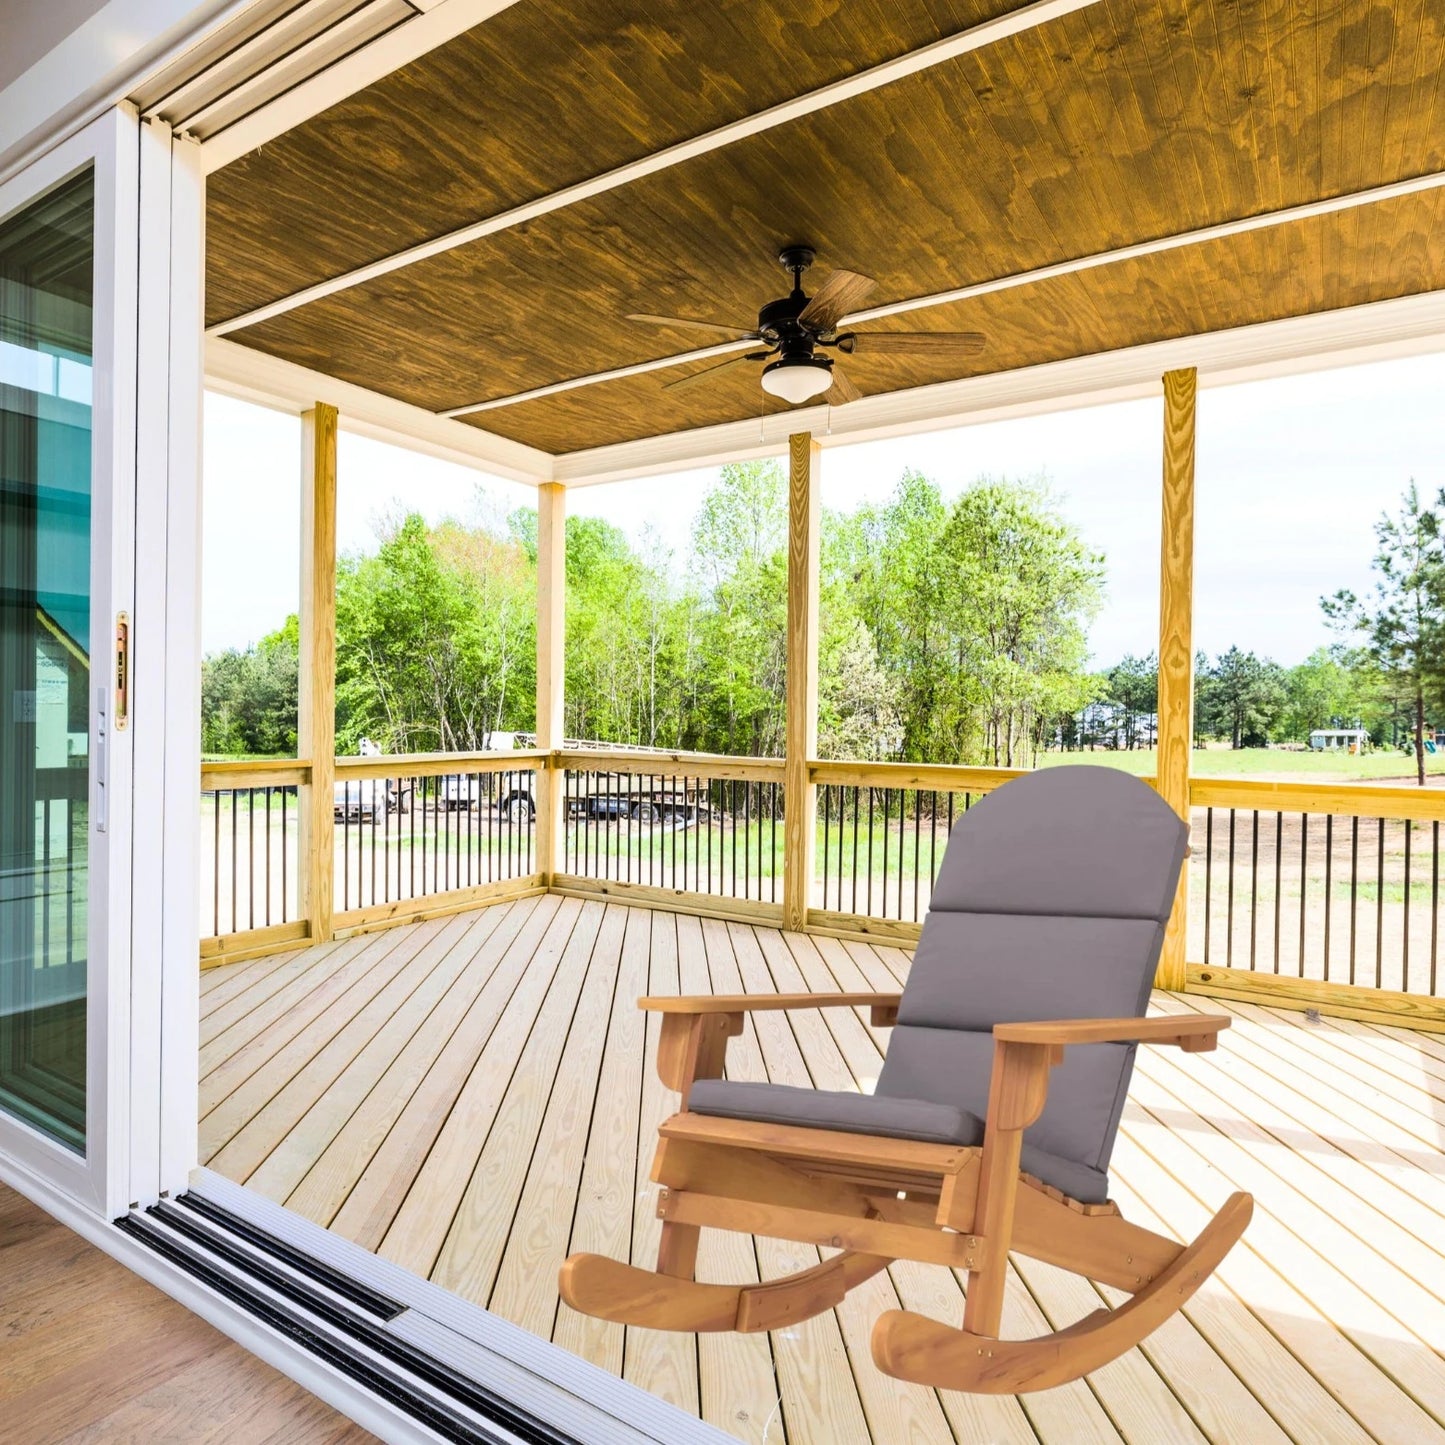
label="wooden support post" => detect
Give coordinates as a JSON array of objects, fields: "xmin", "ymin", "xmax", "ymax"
[
  {"xmin": 535, "ymin": 482, "xmax": 566, "ymax": 885},
  {"xmin": 298, "ymin": 402, "xmax": 338, "ymax": 944},
  {"xmin": 783, "ymin": 433, "xmax": 821, "ymax": 932},
  {"xmin": 1156, "ymin": 368, "xmax": 1197, "ymax": 991}
]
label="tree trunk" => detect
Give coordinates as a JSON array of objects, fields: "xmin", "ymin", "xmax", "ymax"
[{"xmin": 1416, "ymin": 683, "xmax": 1427, "ymax": 787}]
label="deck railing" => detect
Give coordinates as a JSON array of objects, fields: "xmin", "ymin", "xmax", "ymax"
[
  {"xmin": 809, "ymin": 761, "xmax": 1027, "ymax": 933},
  {"xmin": 553, "ymin": 749, "xmax": 786, "ymax": 921},
  {"xmin": 331, "ymin": 752, "xmax": 542, "ymax": 930},
  {"xmin": 201, "ymin": 747, "xmax": 1445, "ymax": 1023},
  {"xmin": 200, "ymin": 760, "xmax": 307, "ymax": 958},
  {"xmin": 1186, "ymin": 779, "xmax": 1445, "ymax": 1018},
  {"xmin": 200, "ymin": 751, "xmax": 544, "ymax": 961}
]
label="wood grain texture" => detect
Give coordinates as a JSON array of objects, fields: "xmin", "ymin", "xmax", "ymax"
[
  {"xmin": 299, "ymin": 402, "xmax": 338, "ymax": 944},
  {"xmin": 207, "ymin": 2, "xmax": 1445, "ymax": 452},
  {"xmin": 783, "ymin": 433, "xmax": 821, "ymax": 932},
  {"xmin": 0, "ymin": 1185, "xmax": 373, "ymax": 1443},
  {"xmin": 1156, "ymin": 366, "xmax": 1197, "ymax": 991}
]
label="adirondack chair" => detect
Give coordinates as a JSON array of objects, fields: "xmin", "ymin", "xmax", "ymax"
[{"xmin": 558, "ymin": 766, "xmax": 1251, "ymax": 1394}]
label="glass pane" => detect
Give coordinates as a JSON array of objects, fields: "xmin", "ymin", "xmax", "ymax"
[{"xmin": 0, "ymin": 170, "xmax": 93, "ymax": 1153}]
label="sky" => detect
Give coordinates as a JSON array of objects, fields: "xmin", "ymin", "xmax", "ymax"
[{"xmin": 202, "ymin": 349, "xmax": 1445, "ymax": 670}]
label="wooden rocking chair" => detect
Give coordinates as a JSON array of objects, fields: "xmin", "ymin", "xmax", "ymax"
[{"xmin": 558, "ymin": 766, "xmax": 1251, "ymax": 1394}]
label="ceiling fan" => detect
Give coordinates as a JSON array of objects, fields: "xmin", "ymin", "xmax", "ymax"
[{"xmin": 627, "ymin": 246, "xmax": 986, "ymax": 406}]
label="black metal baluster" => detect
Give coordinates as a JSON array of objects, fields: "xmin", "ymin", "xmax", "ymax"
[
  {"xmin": 1404, "ymin": 818, "xmax": 1413, "ymax": 992},
  {"xmin": 879, "ymin": 789, "xmax": 890, "ymax": 919},
  {"xmin": 929, "ymin": 790, "xmax": 939, "ymax": 896},
  {"xmin": 1348, "ymin": 816, "xmax": 1359, "ymax": 986},
  {"xmin": 247, "ymin": 790, "xmax": 256, "ymax": 930},
  {"xmin": 912, "ymin": 789, "xmax": 922, "ymax": 922},
  {"xmin": 1432, "ymin": 821, "xmax": 1440, "ymax": 996},
  {"xmin": 207, "ymin": 791, "xmax": 218, "ymax": 934},
  {"xmin": 1272, "ymin": 811, "xmax": 1283, "ymax": 974},
  {"xmin": 264, "ymin": 788, "xmax": 273, "ymax": 926},
  {"xmin": 1376, "ymin": 817, "xmax": 1386, "ymax": 990},
  {"xmin": 1323, "ymin": 816, "xmax": 1334, "ymax": 980},
  {"xmin": 770, "ymin": 780, "xmax": 778, "ymax": 904},
  {"xmin": 281, "ymin": 790, "xmax": 289, "ymax": 923},
  {"xmin": 1297, "ymin": 814, "xmax": 1307, "ymax": 977},
  {"xmin": 230, "ymin": 791, "xmax": 238, "ymax": 936},
  {"xmin": 826, "ymin": 786, "xmax": 838, "ymax": 907},
  {"xmin": 866, "ymin": 788, "xmax": 875, "ymax": 918},
  {"xmin": 1203, "ymin": 808, "xmax": 1213, "ymax": 965},
  {"xmin": 1225, "ymin": 810, "xmax": 1235, "ymax": 968},
  {"xmin": 843, "ymin": 791, "xmax": 855, "ymax": 913},
  {"xmin": 1247, "ymin": 810, "xmax": 1259, "ymax": 969}
]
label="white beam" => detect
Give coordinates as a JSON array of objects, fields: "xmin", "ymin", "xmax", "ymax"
[
  {"xmin": 197, "ymin": 0, "xmax": 523, "ymax": 173},
  {"xmin": 204, "ymin": 335, "xmax": 554, "ymax": 483},
  {"xmin": 443, "ymin": 166, "xmax": 1445, "ymax": 419},
  {"xmin": 551, "ymin": 288, "xmax": 1445, "ymax": 485},
  {"xmin": 207, "ymin": 0, "xmax": 1106, "ymax": 333}
]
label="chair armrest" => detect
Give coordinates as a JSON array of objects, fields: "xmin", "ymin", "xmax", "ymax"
[
  {"xmin": 992, "ymin": 1015, "xmax": 1229, "ymax": 1052},
  {"xmin": 646, "ymin": 993, "xmax": 902, "ymax": 1101},
  {"xmin": 640, "ymin": 992, "xmax": 901, "ymax": 1026}
]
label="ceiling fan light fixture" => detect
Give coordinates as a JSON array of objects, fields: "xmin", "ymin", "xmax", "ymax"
[{"xmin": 760, "ymin": 354, "xmax": 833, "ymax": 404}]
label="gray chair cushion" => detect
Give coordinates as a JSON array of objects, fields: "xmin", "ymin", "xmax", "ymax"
[
  {"xmin": 928, "ymin": 766, "xmax": 1189, "ymax": 921},
  {"xmin": 900, "ymin": 914, "xmax": 1166, "ymax": 1033},
  {"xmin": 878, "ymin": 1025, "xmax": 1134, "ymax": 1174},
  {"xmin": 687, "ymin": 1078, "xmax": 1108, "ymax": 1203},
  {"xmin": 688, "ymin": 1078, "xmax": 974, "ymax": 1145}
]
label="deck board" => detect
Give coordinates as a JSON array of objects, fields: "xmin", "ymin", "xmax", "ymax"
[{"xmin": 201, "ymin": 896, "xmax": 1445, "ymax": 1444}]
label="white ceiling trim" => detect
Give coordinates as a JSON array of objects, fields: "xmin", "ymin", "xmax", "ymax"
[
  {"xmin": 549, "ymin": 289, "xmax": 1445, "ymax": 485},
  {"xmin": 436, "ymin": 166, "xmax": 1445, "ymax": 419},
  {"xmin": 196, "ymin": 0, "xmax": 523, "ymax": 172},
  {"xmin": 205, "ymin": 0, "xmax": 1106, "ymax": 335},
  {"xmin": 438, "ymin": 340, "xmax": 754, "ymax": 417},
  {"xmin": 205, "ymin": 335, "xmax": 554, "ymax": 482}
]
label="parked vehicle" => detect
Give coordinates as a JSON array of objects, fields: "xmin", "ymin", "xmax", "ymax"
[
  {"xmin": 439, "ymin": 774, "xmax": 484, "ymax": 811},
  {"xmin": 334, "ymin": 777, "xmax": 385, "ymax": 823}
]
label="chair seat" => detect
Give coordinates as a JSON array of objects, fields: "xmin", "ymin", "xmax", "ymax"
[{"xmin": 687, "ymin": 1079, "xmax": 1108, "ymax": 1203}]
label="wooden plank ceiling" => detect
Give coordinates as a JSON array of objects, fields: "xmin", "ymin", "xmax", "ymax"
[{"xmin": 206, "ymin": 0, "xmax": 1445, "ymax": 457}]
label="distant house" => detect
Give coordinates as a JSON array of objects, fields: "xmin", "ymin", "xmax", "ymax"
[{"xmin": 1309, "ymin": 728, "xmax": 1369, "ymax": 753}]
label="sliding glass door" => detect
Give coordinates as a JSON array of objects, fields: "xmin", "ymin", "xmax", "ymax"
[
  {"xmin": 0, "ymin": 112, "xmax": 139, "ymax": 1215},
  {"xmin": 0, "ymin": 168, "xmax": 95, "ymax": 1154}
]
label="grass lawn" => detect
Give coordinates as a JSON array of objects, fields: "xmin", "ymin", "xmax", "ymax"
[{"xmin": 1036, "ymin": 745, "xmax": 1445, "ymax": 786}]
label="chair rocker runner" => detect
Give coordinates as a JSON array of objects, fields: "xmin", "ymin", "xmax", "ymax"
[{"xmin": 559, "ymin": 766, "xmax": 1252, "ymax": 1394}]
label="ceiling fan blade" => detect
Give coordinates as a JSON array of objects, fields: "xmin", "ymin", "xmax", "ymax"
[
  {"xmin": 797, "ymin": 269, "xmax": 878, "ymax": 332},
  {"xmin": 662, "ymin": 351, "xmax": 770, "ymax": 392},
  {"xmin": 627, "ymin": 312, "xmax": 757, "ymax": 340},
  {"xmin": 838, "ymin": 330, "xmax": 987, "ymax": 358},
  {"xmin": 828, "ymin": 366, "xmax": 863, "ymax": 404}
]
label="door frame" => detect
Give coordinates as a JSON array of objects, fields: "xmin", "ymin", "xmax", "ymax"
[{"xmin": 0, "ymin": 104, "xmax": 203, "ymax": 1220}]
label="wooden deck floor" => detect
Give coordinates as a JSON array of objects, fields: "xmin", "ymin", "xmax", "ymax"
[{"xmin": 199, "ymin": 894, "xmax": 1445, "ymax": 1445}]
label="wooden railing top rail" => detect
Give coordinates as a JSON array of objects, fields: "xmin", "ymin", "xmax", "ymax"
[
  {"xmin": 202, "ymin": 759, "xmax": 311, "ymax": 790},
  {"xmin": 809, "ymin": 759, "xmax": 1031, "ymax": 792},
  {"xmin": 1190, "ymin": 775, "xmax": 1445, "ymax": 822},
  {"xmin": 555, "ymin": 748, "xmax": 785, "ymax": 783},
  {"xmin": 334, "ymin": 749, "xmax": 546, "ymax": 781}
]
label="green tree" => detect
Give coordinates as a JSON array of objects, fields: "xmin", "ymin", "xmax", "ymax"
[
  {"xmin": 818, "ymin": 619, "xmax": 902, "ymax": 760},
  {"xmin": 1197, "ymin": 647, "xmax": 1287, "ymax": 748},
  {"xmin": 200, "ymin": 616, "xmax": 298, "ymax": 756},
  {"xmin": 1103, "ymin": 653, "xmax": 1158, "ymax": 749},
  {"xmin": 1323, "ymin": 480, "xmax": 1445, "ymax": 785},
  {"xmin": 1281, "ymin": 647, "xmax": 1360, "ymax": 741}
]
